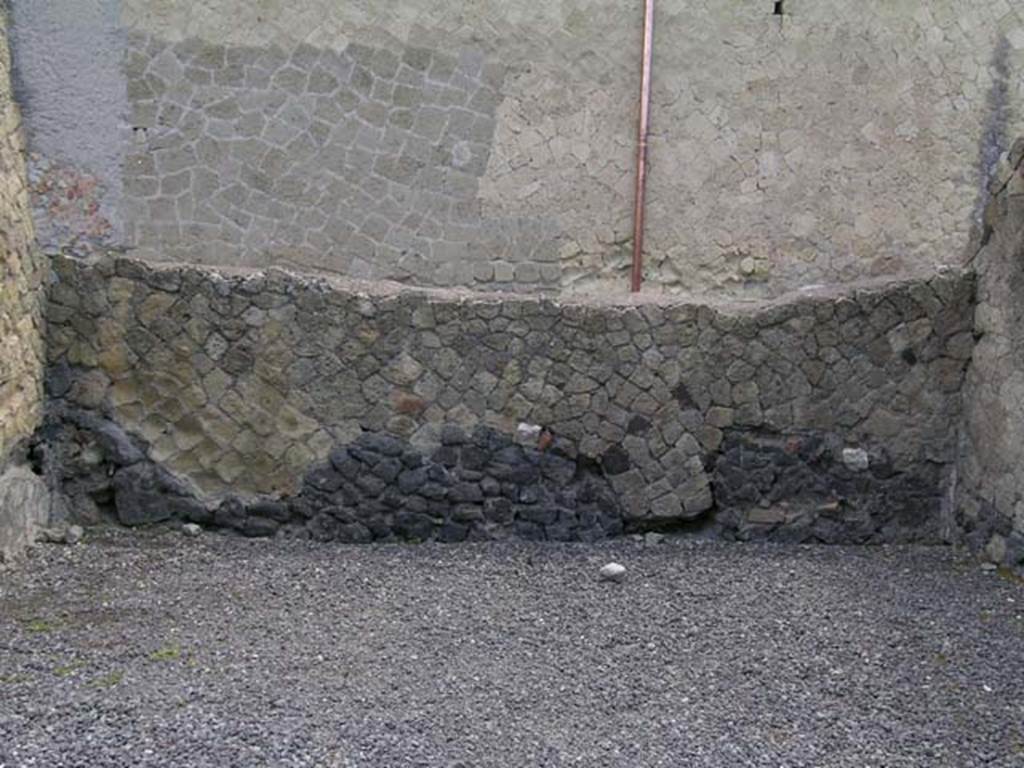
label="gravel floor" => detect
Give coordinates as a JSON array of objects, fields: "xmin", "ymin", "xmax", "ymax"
[{"xmin": 1, "ymin": 529, "xmax": 1022, "ymax": 767}]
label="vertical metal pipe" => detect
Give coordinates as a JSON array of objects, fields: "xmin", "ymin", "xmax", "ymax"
[{"xmin": 630, "ymin": 0, "xmax": 655, "ymax": 293}]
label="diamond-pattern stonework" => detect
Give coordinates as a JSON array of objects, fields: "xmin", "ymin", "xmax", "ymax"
[{"xmin": 46, "ymin": 254, "xmax": 974, "ymax": 543}]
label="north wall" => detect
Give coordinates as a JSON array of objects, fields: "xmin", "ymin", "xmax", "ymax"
[{"xmin": 3, "ymin": 1, "xmax": 1024, "ymax": 568}]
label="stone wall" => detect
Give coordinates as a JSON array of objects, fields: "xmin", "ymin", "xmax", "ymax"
[
  {"xmin": 10, "ymin": 1, "xmax": 1024, "ymax": 296},
  {"xmin": 0, "ymin": 6, "xmax": 49, "ymax": 562},
  {"xmin": 45, "ymin": 253, "xmax": 974, "ymax": 544},
  {"xmin": 957, "ymin": 138, "xmax": 1024, "ymax": 571}
]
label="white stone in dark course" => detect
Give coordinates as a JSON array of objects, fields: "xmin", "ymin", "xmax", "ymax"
[
  {"xmin": 182, "ymin": 523, "xmax": 202, "ymax": 537},
  {"xmin": 515, "ymin": 422, "xmax": 542, "ymax": 446},
  {"xmin": 841, "ymin": 448, "xmax": 870, "ymax": 472}
]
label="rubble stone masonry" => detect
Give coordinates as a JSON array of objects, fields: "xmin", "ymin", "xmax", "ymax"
[
  {"xmin": 957, "ymin": 138, "xmax": 1024, "ymax": 570},
  {"xmin": 0, "ymin": 8, "xmax": 48, "ymax": 562},
  {"xmin": 45, "ymin": 253, "xmax": 974, "ymax": 545},
  {"xmin": 4, "ymin": 2, "xmax": 1024, "ymax": 572}
]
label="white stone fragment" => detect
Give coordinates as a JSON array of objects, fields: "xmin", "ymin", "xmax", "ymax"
[
  {"xmin": 515, "ymin": 422, "xmax": 542, "ymax": 446},
  {"xmin": 600, "ymin": 562, "xmax": 627, "ymax": 583},
  {"xmin": 182, "ymin": 523, "xmax": 202, "ymax": 538},
  {"xmin": 65, "ymin": 525, "xmax": 84, "ymax": 545},
  {"xmin": 841, "ymin": 448, "xmax": 870, "ymax": 472}
]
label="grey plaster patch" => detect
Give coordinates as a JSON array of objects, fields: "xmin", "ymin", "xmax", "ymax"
[
  {"xmin": 9, "ymin": 0, "xmax": 128, "ymax": 251},
  {"xmin": 123, "ymin": 33, "xmax": 561, "ymax": 290}
]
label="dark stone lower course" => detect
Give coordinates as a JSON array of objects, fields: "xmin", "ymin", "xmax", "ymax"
[
  {"xmin": 43, "ymin": 404, "xmax": 959, "ymax": 545},
  {"xmin": 286, "ymin": 426, "xmax": 623, "ymax": 544},
  {"xmin": 46, "ymin": 408, "xmax": 624, "ymax": 543},
  {"xmin": 712, "ymin": 429, "xmax": 949, "ymax": 545}
]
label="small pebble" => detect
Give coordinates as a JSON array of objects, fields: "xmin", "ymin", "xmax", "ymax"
[
  {"xmin": 980, "ymin": 562, "xmax": 998, "ymax": 572},
  {"xmin": 182, "ymin": 523, "xmax": 202, "ymax": 537},
  {"xmin": 600, "ymin": 562, "xmax": 626, "ymax": 583}
]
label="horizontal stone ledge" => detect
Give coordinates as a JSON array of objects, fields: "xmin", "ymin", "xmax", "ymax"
[{"xmin": 70, "ymin": 252, "xmax": 974, "ymax": 317}]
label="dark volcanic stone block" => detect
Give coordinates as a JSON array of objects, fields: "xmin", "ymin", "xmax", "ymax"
[
  {"xmin": 419, "ymin": 482, "xmax": 448, "ymax": 500},
  {"xmin": 440, "ymin": 424, "xmax": 467, "ymax": 445},
  {"xmin": 113, "ymin": 464, "xmax": 204, "ymax": 526},
  {"xmin": 213, "ymin": 497, "xmax": 247, "ymax": 531},
  {"xmin": 600, "ymin": 445, "xmax": 630, "ymax": 475},
  {"xmin": 309, "ymin": 513, "xmax": 340, "ymax": 542},
  {"xmin": 449, "ymin": 482, "xmax": 483, "ymax": 503},
  {"xmin": 249, "ymin": 500, "xmax": 291, "ymax": 522},
  {"xmin": 437, "ymin": 521, "xmax": 468, "ymax": 542},
  {"xmin": 513, "ymin": 520, "xmax": 545, "ymax": 541},
  {"xmin": 357, "ymin": 433, "xmax": 405, "ymax": 457},
  {"xmin": 432, "ymin": 446, "xmax": 459, "ymax": 467},
  {"xmin": 305, "ymin": 465, "xmax": 344, "ymax": 493},
  {"xmin": 337, "ymin": 522, "xmax": 374, "ymax": 543},
  {"xmin": 483, "ymin": 497, "xmax": 513, "ymax": 524},
  {"xmin": 241, "ymin": 517, "xmax": 280, "ymax": 538},
  {"xmin": 452, "ymin": 504, "xmax": 484, "ymax": 522},
  {"xmin": 398, "ymin": 467, "xmax": 429, "ymax": 494},
  {"xmin": 373, "ymin": 458, "xmax": 403, "ymax": 482},
  {"xmin": 394, "ymin": 511, "xmax": 436, "ymax": 540}
]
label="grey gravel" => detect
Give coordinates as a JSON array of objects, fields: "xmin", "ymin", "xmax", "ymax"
[{"xmin": 1, "ymin": 529, "xmax": 1023, "ymax": 767}]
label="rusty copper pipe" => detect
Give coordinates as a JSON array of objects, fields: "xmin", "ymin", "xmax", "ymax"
[{"xmin": 630, "ymin": 0, "xmax": 655, "ymax": 293}]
